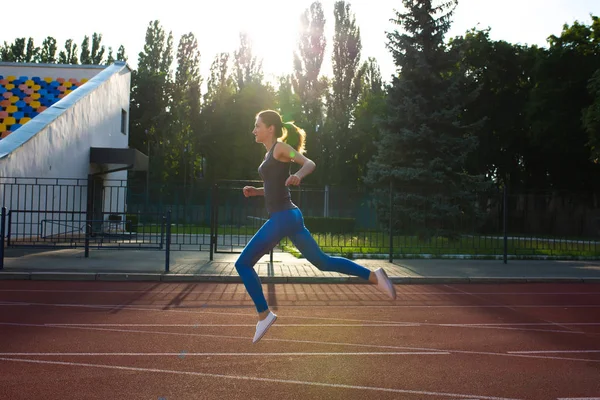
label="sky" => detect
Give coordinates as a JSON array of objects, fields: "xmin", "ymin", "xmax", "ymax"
[{"xmin": 2, "ymin": 0, "xmax": 599, "ymax": 84}]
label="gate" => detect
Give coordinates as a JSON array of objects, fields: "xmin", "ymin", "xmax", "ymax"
[{"xmin": 209, "ymin": 180, "xmax": 281, "ymax": 261}]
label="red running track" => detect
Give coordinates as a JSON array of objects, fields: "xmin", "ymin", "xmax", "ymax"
[{"xmin": 0, "ymin": 281, "xmax": 599, "ymax": 400}]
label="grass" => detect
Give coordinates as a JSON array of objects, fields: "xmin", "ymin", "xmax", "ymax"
[
  {"xmin": 133, "ymin": 224, "xmax": 258, "ymax": 235},
  {"xmin": 134, "ymin": 224, "xmax": 600, "ymax": 258},
  {"xmin": 280, "ymin": 232, "xmax": 600, "ymax": 258}
]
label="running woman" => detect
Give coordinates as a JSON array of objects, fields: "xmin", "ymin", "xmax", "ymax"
[{"xmin": 237, "ymin": 109, "xmax": 396, "ymax": 343}]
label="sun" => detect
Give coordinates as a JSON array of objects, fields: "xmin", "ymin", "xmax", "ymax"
[{"xmin": 221, "ymin": 1, "xmax": 303, "ymax": 79}]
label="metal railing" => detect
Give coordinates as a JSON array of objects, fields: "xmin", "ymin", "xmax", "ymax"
[{"xmin": 2, "ymin": 177, "xmax": 600, "ymax": 273}]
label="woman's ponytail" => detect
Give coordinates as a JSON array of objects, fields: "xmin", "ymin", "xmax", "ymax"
[{"xmin": 280, "ymin": 121, "xmax": 306, "ymax": 154}]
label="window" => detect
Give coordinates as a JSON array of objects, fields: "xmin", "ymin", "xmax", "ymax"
[{"xmin": 121, "ymin": 109, "xmax": 127, "ymax": 135}]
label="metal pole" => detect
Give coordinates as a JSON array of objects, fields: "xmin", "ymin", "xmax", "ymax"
[
  {"xmin": 503, "ymin": 184, "xmax": 508, "ymax": 264},
  {"xmin": 85, "ymin": 175, "xmax": 93, "ymax": 258},
  {"xmin": 213, "ymin": 184, "xmax": 220, "ymax": 256},
  {"xmin": 165, "ymin": 210, "xmax": 172, "ymax": 272},
  {"xmin": 159, "ymin": 213, "xmax": 165, "ymax": 250},
  {"xmin": 389, "ymin": 179, "xmax": 394, "ymax": 263},
  {"xmin": 324, "ymin": 185, "xmax": 329, "ymax": 217},
  {"xmin": 1, "ymin": 207, "xmax": 6, "ymax": 270},
  {"xmin": 209, "ymin": 183, "xmax": 216, "ymax": 261},
  {"xmin": 7, "ymin": 210, "xmax": 11, "ymax": 247}
]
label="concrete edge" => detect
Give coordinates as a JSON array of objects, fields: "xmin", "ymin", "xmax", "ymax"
[
  {"xmin": 582, "ymin": 277, "xmax": 600, "ymax": 283},
  {"xmin": 405, "ymin": 277, "xmax": 471, "ymax": 284},
  {"xmin": 30, "ymin": 272, "xmax": 96, "ymax": 281},
  {"xmin": 0, "ymin": 272, "xmax": 31, "ymax": 280},
  {"xmin": 1, "ymin": 272, "xmax": 599, "ymax": 284},
  {"xmin": 96, "ymin": 273, "xmax": 162, "ymax": 282},
  {"xmin": 525, "ymin": 277, "xmax": 585, "ymax": 283}
]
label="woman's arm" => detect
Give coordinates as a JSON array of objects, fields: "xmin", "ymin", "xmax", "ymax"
[
  {"xmin": 274, "ymin": 142, "xmax": 316, "ymax": 186},
  {"xmin": 243, "ymin": 186, "xmax": 264, "ymax": 197}
]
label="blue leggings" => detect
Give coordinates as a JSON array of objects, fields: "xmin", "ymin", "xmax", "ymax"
[{"xmin": 235, "ymin": 207, "xmax": 372, "ymax": 313}]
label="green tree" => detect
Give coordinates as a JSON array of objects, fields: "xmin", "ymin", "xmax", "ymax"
[
  {"xmin": 58, "ymin": 39, "xmax": 78, "ymax": 64},
  {"xmin": 228, "ymin": 34, "xmax": 275, "ymax": 179},
  {"xmin": 80, "ymin": 36, "xmax": 91, "ymax": 64},
  {"xmin": 24, "ymin": 38, "xmax": 38, "ymax": 62},
  {"xmin": 200, "ymin": 52, "xmax": 236, "ymax": 182},
  {"xmin": 0, "ymin": 42, "xmax": 11, "ymax": 61},
  {"xmin": 106, "ymin": 47, "xmax": 115, "ymax": 64},
  {"xmin": 349, "ymin": 57, "xmax": 386, "ymax": 186},
  {"xmin": 39, "ymin": 37, "xmax": 58, "ymax": 63},
  {"xmin": 7, "ymin": 38, "xmax": 26, "ymax": 62},
  {"xmin": 229, "ymin": 81, "xmax": 277, "ymax": 180},
  {"xmin": 323, "ymin": 1, "xmax": 364, "ymax": 186},
  {"xmin": 91, "ymin": 33, "xmax": 105, "ymax": 64},
  {"xmin": 278, "ymin": 75, "xmax": 304, "ymax": 125},
  {"xmin": 106, "ymin": 45, "xmax": 127, "ymax": 64},
  {"xmin": 367, "ymin": 0, "xmax": 486, "ymax": 239},
  {"xmin": 116, "ymin": 45, "xmax": 127, "ymax": 62},
  {"xmin": 129, "ymin": 20, "xmax": 174, "ymax": 184},
  {"xmin": 233, "ymin": 33, "xmax": 263, "ymax": 91},
  {"xmin": 584, "ymin": 69, "xmax": 600, "ymax": 161},
  {"xmin": 450, "ymin": 29, "xmax": 537, "ymax": 191},
  {"xmin": 525, "ymin": 15, "xmax": 600, "ymax": 191},
  {"xmin": 292, "ymin": 1, "xmax": 328, "ymax": 172},
  {"xmin": 169, "ymin": 32, "xmax": 203, "ymax": 188}
]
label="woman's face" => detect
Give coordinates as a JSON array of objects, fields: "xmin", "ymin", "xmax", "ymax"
[{"xmin": 252, "ymin": 117, "xmax": 274, "ymax": 144}]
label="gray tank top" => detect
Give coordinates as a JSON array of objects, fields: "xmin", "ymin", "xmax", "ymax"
[{"xmin": 258, "ymin": 142, "xmax": 297, "ymax": 215}]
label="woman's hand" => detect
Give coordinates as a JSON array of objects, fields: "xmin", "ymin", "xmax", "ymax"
[
  {"xmin": 243, "ymin": 186, "xmax": 258, "ymax": 197},
  {"xmin": 285, "ymin": 174, "xmax": 302, "ymax": 186}
]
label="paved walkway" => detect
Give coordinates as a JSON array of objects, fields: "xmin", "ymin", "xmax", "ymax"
[{"xmin": 2, "ymin": 247, "xmax": 600, "ymax": 283}]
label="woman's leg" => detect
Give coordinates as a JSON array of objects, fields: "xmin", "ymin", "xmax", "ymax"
[
  {"xmin": 235, "ymin": 218, "xmax": 284, "ymax": 316},
  {"xmin": 289, "ymin": 223, "xmax": 396, "ymax": 299},
  {"xmin": 289, "ymin": 225, "xmax": 372, "ymax": 280}
]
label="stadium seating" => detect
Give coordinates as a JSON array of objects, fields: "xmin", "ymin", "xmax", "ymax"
[{"xmin": 0, "ymin": 75, "xmax": 88, "ymax": 139}]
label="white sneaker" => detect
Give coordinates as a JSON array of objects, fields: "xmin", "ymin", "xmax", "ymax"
[
  {"xmin": 252, "ymin": 311, "xmax": 277, "ymax": 343},
  {"xmin": 375, "ymin": 268, "xmax": 396, "ymax": 300}
]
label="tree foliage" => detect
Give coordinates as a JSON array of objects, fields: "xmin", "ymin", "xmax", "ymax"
[
  {"xmin": 2, "ymin": 10, "xmax": 600, "ymax": 203},
  {"xmin": 367, "ymin": 0, "xmax": 487, "ymax": 238},
  {"xmin": 323, "ymin": 0, "xmax": 364, "ymax": 186},
  {"xmin": 292, "ymin": 1, "xmax": 328, "ymax": 178}
]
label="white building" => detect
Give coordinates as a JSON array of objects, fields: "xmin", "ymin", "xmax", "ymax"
[{"xmin": 0, "ymin": 62, "xmax": 148, "ymax": 241}]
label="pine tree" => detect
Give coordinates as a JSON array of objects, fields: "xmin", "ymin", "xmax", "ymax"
[{"xmin": 366, "ymin": 0, "xmax": 486, "ymax": 239}]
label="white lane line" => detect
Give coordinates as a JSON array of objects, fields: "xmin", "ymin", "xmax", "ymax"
[
  {"xmin": 0, "ymin": 300, "xmax": 598, "ymax": 335},
  {"xmin": 41, "ymin": 322, "xmax": 590, "ymax": 334},
  {"xmin": 434, "ymin": 325, "xmax": 588, "ymax": 334},
  {"xmin": 444, "ymin": 285, "xmax": 585, "ymax": 335},
  {"xmin": 2, "ymin": 300, "xmax": 600, "ymax": 309},
  {"xmin": 44, "ymin": 323, "xmax": 420, "ymax": 328},
  {"xmin": 0, "ymin": 357, "xmax": 521, "ymax": 400},
  {"xmin": 1, "ymin": 300, "xmax": 599, "ymax": 336},
  {"xmin": 1, "ymin": 289, "xmax": 599, "ymax": 295},
  {"xmin": 1, "ymin": 322, "xmax": 599, "ymax": 364},
  {"xmin": 0, "ymin": 301, "xmax": 410, "ymax": 325},
  {"xmin": 508, "ymin": 350, "xmax": 600, "ymax": 354},
  {"xmin": 0, "ymin": 351, "xmax": 449, "ymax": 356},
  {"xmin": 440, "ymin": 323, "xmax": 600, "ymax": 326}
]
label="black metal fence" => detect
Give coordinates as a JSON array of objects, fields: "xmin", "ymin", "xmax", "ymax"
[{"xmin": 1, "ymin": 177, "xmax": 600, "ymax": 272}]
